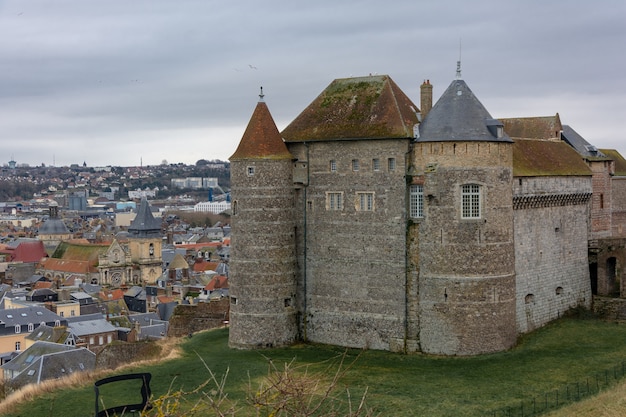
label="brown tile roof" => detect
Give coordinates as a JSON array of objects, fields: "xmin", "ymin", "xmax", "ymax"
[
  {"xmin": 230, "ymin": 100, "xmax": 293, "ymax": 160},
  {"xmin": 193, "ymin": 260, "xmax": 218, "ymax": 273},
  {"xmin": 513, "ymin": 139, "xmax": 591, "ymax": 177},
  {"xmin": 599, "ymin": 149, "xmax": 626, "ymax": 176},
  {"xmin": 205, "ymin": 275, "xmax": 228, "ymax": 291},
  {"xmin": 281, "ymin": 75, "xmax": 420, "ymax": 142},
  {"xmin": 500, "ymin": 114, "xmax": 562, "ymax": 140},
  {"xmin": 39, "ymin": 258, "xmax": 94, "ymax": 274}
]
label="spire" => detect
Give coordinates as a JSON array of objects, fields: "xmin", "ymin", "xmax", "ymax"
[
  {"xmin": 128, "ymin": 198, "xmax": 162, "ymax": 238},
  {"xmin": 230, "ymin": 92, "xmax": 293, "ymax": 161},
  {"xmin": 259, "ymin": 86, "xmax": 265, "ymax": 102}
]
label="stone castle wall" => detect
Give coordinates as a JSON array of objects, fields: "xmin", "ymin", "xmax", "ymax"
[
  {"xmin": 411, "ymin": 141, "xmax": 517, "ymax": 355},
  {"xmin": 229, "ymin": 158, "xmax": 298, "ymax": 349},
  {"xmin": 513, "ymin": 176, "xmax": 592, "ymax": 333},
  {"xmin": 288, "ymin": 139, "xmax": 411, "ymax": 351}
]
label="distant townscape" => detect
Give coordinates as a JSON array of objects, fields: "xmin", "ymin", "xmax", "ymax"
[
  {"xmin": 0, "ymin": 161, "xmax": 232, "ymax": 391},
  {"xmin": 229, "ymin": 71, "xmax": 626, "ymax": 356}
]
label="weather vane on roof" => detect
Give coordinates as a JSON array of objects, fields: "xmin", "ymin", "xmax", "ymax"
[{"xmin": 456, "ymin": 39, "xmax": 462, "ymax": 79}]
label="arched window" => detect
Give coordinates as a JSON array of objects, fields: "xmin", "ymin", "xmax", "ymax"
[
  {"xmin": 524, "ymin": 294, "xmax": 535, "ymax": 304},
  {"xmin": 28, "ymin": 323, "xmax": 34, "ymax": 332}
]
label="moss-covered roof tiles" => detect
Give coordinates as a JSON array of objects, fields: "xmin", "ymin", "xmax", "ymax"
[
  {"xmin": 600, "ymin": 149, "xmax": 626, "ymax": 176},
  {"xmin": 513, "ymin": 139, "xmax": 591, "ymax": 177},
  {"xmin": 501, "ymin": 115, "xmax": 562, "ymax": 140},
  {"xmin": 281, "ymin": 75, "xmax": 419, "ymax": 142}
]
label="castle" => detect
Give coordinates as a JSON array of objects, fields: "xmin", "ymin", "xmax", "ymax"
[{"xmin": 228, "ymin": 71, "xmax": 626, "ymax": 355}]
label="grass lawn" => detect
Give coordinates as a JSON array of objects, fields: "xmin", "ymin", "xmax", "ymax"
[{"xmin": 4, "ymin": 316, "xmax": 626, "ymax": 417}]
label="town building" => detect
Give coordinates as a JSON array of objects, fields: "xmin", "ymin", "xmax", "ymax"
[{"xmin": 229, "ymin": 71, "xmax": 626, "ymax": 355}]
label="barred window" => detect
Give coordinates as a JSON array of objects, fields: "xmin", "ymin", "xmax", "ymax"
[
  {"xmin": 373, "ymin": 158, "xmax": 380, "ymax": 171},
  {"xmin": 356, "ymin": 192, "xmax": 375, "ymax": 211},
  {"xmin": 352, "ymin": 159, "xmax": 360, "ymax": 171},
  {"xmin": 330, "ymin": 160, "xmax": 337, "ymax": 172},
  {"xmin": 326, "ymin": 192, "xmax": 344, "ymax": 211},
  {"xmin": 461, "ymin": 184, "xmax": 481, "ymax": 219},
  {"xmin": 388, "ymin": 157, "xmax": 396, "ymax": 171},
  {"xmin": 410, "ymin": 185, "xmax": 424, "ymax": 218}
]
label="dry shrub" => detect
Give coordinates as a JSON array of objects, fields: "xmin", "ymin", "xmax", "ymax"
[{"xmin": 145, "ymin": 351, "xmax": 376, "ymax": 417}]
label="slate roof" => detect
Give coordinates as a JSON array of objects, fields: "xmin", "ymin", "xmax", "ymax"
[
  {"xmin": 513, "ymin": 139, "xmax": 592, "ymax": 177},
  {"xmin": 67, "ymin": 318, "xmax": 117, "ymax": 337},
  {"xmin": 0, "ymin": 306, "xmax": 64, "ymax": 327},
  {"xmin": 128, "ymin": 198, "xmax": 162, "ymax": 238},
  {"xmin": 230, "ymin": 98, "xmax": 293, "ymax": 160},
  {"xmin": 282, "ymin": 75, "xmax": 419, "ymax": 142},
  {"xmin": 500, "ymin": 115, "xmax": 563, "ymax": 140},
  {"xmin": 417, "ymin": 79, "xmax": 512, "ymax": 143},
  {"xmin": 2, "ymin": 341, "xmax": 95, "ymax": 387},
  {"xmin": 561, "ymin": 125, "xmax": 608, "ymax": 159},
  {"xmin": 38, "ymin": 218, "xmax": 70, "ymax": 235},
  {"xmin": 168, "ymin": 253, "xmax": 190, "ymax": 270},
  {"xmin": 26, "ymin": 324, "xmax": 73, "ymax": 344}
]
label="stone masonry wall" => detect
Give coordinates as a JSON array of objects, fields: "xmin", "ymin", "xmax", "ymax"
[
  {"xmin": 411, "ymin": 141, "xmax": 517, "ymax": 355},
  {"xmin": 288, "ymin": 139, "xmax": 411, "ymax": 351},
  {"xmin": 514, "ymin": 176, "xmax": 592, "ymax": 334},
  {"xmin": 612, "ymin": 177, "xmax": 626, "ymax": 238},
  {"xmin": 229, "ymin": 158, "xmax": 298, "ymax": 349}
]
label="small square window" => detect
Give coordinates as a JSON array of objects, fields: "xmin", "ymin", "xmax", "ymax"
[
  {"xmin": 247, "ymin": 166, "xmax": 255, "ymax": 176},
  {"xmin": 352, "ymin": 159, "xmax": 360, "ymax": 171},
  {"xmin": 373, "ymin": 158, "xmax": 380, "ymax": 171},
  {"xmin": 388, "ymin": 158, "xmax": 396, "ymax": 171},
  {"xmin": 330, "ymin": 160, "xmax": 337, "ymax": 172}
]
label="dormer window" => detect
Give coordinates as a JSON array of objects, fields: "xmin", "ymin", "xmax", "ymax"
[
  {"xmin": 496, "ymin": 126, "xmax": 503, "ymax": 138},
  {"xmin": 486, "ymin": 119, "xmax": 504, "ymax": 138}
]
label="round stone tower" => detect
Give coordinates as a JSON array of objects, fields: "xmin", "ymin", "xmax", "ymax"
[
  {"xmin": 412, "ymin": 77, "xmax": 516, "ymax": 355},
  {"xmin": 228, "ymin": 90, "xmax": 298, "ymax": 349}
]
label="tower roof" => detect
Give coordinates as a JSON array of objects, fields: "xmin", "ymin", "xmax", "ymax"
[
  {"xmin": 417, "ymin": 79, "xmax": 512, "ymax": 143},
  {"xmin": 281, "ymin": 75, "xmax": 420, "ymax": 142},
  {"xmin": 128, "ymin": 198, "xmax": 161, "ymax": 238},
  {"xmin": 230, "ymin": 95, "xmax": 293, "ymax": 161}
]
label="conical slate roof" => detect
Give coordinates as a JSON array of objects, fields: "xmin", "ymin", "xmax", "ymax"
[
  {"xmin": 417, "ymin": 79, "xmax": 512, "ymax": 143},
  {"xmin": 230, "ymin": 97, "xmax": 293, "ymax": 161},
  {"xmin": 128, "ymin": 198, "xmax": 161, "ymax": 238},
  {"xmin": 281, "ymin": 75, "xmax": 420, "ymax": 142}
]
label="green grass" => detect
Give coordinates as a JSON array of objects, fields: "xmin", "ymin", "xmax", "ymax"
[{"xmin": 5, "ymin": 316, "xmax": 626, "ymax": 417}]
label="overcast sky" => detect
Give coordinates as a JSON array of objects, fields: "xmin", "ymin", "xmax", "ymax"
[{"xmin": 1, "ymin": 0, "xmax": 624, "ymax": 167}]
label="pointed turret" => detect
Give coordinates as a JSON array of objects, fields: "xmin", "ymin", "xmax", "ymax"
[{"xmin": 229, "ymin": 91, "xmax": 298, "ymax": 349}]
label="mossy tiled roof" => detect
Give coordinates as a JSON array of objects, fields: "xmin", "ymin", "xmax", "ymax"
[
  {"xmin": 281, "ymin": 75, "xmax": 419, "ymax": 142},
  {"xmin": 51, "ymin": 241, "xmax": 109, "ymax": 261},
  {"xmin": 500, "ymin": 115, "xmax": 562, "ymax": 140},
  {"xmin": 600, "ymin": 149, "xmax": 626, "ymax": 176},
  {"xmin": 230, "ymin": 100, "xmax": 293, "ymax": 160},
  {"xmin": 513, "ymin": 139, "xmax": 591, "ymax": 177}
]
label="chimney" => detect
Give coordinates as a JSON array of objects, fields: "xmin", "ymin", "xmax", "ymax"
[{"xmin": 420, "ymin": 80, "xmax": 433, "ymax": 119}]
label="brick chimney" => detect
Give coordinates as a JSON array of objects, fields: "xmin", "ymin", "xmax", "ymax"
[{"xmin": 420, "ymin": 80, "xmax": 433, "ymax": 119}]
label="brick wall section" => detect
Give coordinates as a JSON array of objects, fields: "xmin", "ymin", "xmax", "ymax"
[
  {"xmin": 229, "ymin": 158, "xmax": 298, "ymax": 349},
  {"xmin": 288, "ymin": 139, "xmax": 411, "ymax": 351},
  {"xmin": 411, "ymin": 141, "xmax": 517, "ymax": 355},
  {"xmin": 612, "ymin": 177, "xmax": 626, "ymax": 237},
  {"xmin": 588, "ymin": 160, "xmax": 612, "ymax": 238}
]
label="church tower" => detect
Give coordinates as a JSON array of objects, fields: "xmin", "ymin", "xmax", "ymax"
[
  {"xmin": 127, "ymin": 198, "xmax": 163, "ymax": 285},
  {"xmin": 229, "ymin": 90, "xmax": 298, "ymax": 349},
  {"xmin": 411, "ymin": 73, "xmax": 517, "ymax": 355}
]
